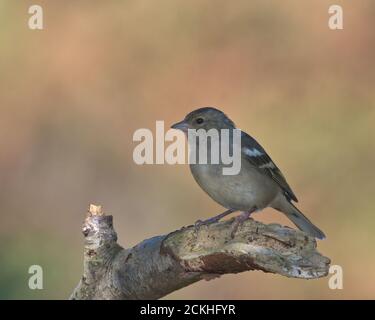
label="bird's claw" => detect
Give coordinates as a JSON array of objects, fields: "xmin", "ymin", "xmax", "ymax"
[
  {"xmin": 194, "ymin": 219, "xmax": 204, "ymax": 231},
  {"xmin": 194, "ymin": 217, "xmax": 216, "ymax": 232},
  {"xmin": 230, "ymin": 211, "xmax": 252, "ymax": 238}
]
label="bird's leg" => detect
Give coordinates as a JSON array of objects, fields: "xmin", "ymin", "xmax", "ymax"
[
  {"xmin": 195, "ymin": 209, "xmax": 235, "ymax": 229},
  {"xmin": 230, "ymin": 207, "xmax": 257, "ymax": 238}
]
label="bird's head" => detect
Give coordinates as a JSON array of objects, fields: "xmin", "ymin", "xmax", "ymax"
[{"xmin": 171, "ymin": 107, "xmax": 235, "ymax": 133}]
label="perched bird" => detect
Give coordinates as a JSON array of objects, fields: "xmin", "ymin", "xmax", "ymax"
[{"xmin": 171, "ymin": 107, "xmax": 325, "ymax": 239}]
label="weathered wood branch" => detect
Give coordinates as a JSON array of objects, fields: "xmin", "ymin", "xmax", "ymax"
[{"xmin": 70, "ymin": 204, "xmax": 330, "ymax": 300}]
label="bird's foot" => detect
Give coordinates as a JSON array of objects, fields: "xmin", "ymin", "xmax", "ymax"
[
  {"xmin": 194, "ymin": 216, "xmax": 220, "ymax": 228},
  {"xmin": 194, "ymin": 209, "xmax": 235, "ymax": 231},
  {"xmin": 230, "ymin": 209, "xmax": 255, "ymax": 238}
]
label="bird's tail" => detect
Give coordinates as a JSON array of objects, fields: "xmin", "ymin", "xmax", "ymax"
[{"xmin": 277, "ymin": 201, "xmax": 326, "ymax": 240}]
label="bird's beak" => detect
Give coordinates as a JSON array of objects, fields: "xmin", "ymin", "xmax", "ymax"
[{"xmin": 171, "ymin": 120, "xmax": 190, "ymax": 132}]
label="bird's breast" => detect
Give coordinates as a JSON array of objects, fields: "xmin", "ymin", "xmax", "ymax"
[{"xmin": 189, "ymin": 162, "xmax": 279, "ymax": 211}]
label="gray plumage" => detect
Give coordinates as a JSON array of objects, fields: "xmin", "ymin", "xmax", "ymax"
[{"xmin": 171, "ymin": 107, "xmax": 326, "ymax": 239}]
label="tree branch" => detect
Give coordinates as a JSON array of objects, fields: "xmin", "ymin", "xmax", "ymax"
[{"xmin": 70, "ymin": 204, "xmax": 330, "ymax": 300}]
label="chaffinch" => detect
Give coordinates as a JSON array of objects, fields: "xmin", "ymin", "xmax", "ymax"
[{"xmin": 171, "ymin": 107, "xmax": 325, "ymax": 239}]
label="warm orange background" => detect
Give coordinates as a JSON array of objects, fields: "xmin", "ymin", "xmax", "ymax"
[{"xmin": 0, "ymin": 0, "xmax": 374, "ymax": 299}]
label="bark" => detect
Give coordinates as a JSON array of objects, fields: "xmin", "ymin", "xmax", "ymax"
[{"xmin": 70, "ymin": 204, "xmax": 330, "ymax": 300}]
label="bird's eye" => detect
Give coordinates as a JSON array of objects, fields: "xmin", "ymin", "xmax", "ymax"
[{"xmin": 196, "ymin": 117, "xmax": 204, "ymax": 124}]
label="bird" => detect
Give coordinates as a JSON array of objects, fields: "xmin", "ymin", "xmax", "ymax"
[{"xmin": 171, "ymin": 107, "xmax": 326, "ymax": 239}]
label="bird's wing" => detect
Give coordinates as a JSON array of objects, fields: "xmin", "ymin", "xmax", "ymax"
[{"xmin": 240, "ymin": 131, "xmax": 298, "ymax": 202}]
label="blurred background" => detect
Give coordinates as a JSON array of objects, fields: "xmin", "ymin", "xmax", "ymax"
[{"xmin": 0, "ymin": 0, "xmax": 374, "ymax": 299}]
